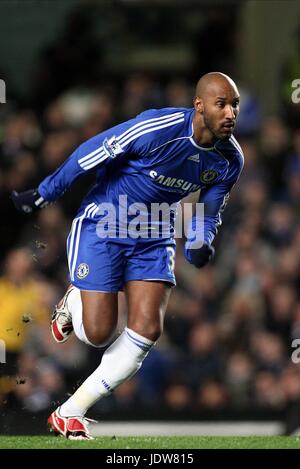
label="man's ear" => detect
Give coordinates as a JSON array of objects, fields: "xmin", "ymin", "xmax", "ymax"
[{"xmin": 193, "ymin": 96, "xmax": 204, "ymax": 114}]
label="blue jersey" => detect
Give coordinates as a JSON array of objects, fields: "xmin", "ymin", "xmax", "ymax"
[{"xmin": 38, "ymin": 107, "xmax": 244, "ymax": 245}]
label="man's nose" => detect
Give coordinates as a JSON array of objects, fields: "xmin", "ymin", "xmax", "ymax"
[{"xmin": 225, "ymin": 106, "xmax": 235, "ymax": 120}]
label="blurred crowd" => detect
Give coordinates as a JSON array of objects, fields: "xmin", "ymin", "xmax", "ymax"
[{"xmin": 0, "ymin": 4, "xmax": 300, "ymax": 435}]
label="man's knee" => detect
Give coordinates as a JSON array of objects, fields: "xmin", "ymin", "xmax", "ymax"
[
  {"xmin": 129, "ymin": 319, "xmax": 163, "ymax": 342},
  {"xmin": 83, "ymin": 318, "xmax": 116, "ymax": 347},
  {"xmin": 80, "ymin": 290, "xmax": 118, "ymax": 347}
]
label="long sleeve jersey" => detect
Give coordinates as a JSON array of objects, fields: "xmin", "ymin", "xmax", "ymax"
[{"xmin": 38, "ymin": 107, "xmax": 244, "ymax": 244}]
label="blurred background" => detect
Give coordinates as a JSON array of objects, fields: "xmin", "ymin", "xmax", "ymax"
[{"xmin": 0, "ymin": 0, "xmax": 300, "ymax": 436}]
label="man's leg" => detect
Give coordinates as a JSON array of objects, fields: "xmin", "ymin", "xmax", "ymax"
[
  {"xmin": 126, "ymin": 280, "xmax": 171, "ymax": 341},
  {"xmin": 57, "ymin": 289, "xmax": 118, "ymax": 416},
  {"xmin": 56, "ymin": 281, "xmax": 170, "ymax": 421},
  {"xmin": 52, "ymin": 286, "xmax": 118, "ymax": 346},
  {"xmin": 80, "ymin": 290, "xmax": 118, "ymax": 346}
]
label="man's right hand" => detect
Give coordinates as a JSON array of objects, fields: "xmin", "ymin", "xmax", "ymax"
[{"xmin": 11, "ymin": 189, "xmax": 49, "ymax": 214}]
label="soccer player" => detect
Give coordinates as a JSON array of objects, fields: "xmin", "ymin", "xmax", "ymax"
[{"xmin": 12, "ymin": 72, "xmax": 243, "ymax": 439}]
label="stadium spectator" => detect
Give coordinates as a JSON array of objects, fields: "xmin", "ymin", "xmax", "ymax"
[{"xmin": 0, "ymin": 248, "xmax": 49, "ymax": 376}]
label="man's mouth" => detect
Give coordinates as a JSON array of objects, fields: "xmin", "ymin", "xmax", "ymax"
[{"xmin": 222, "ymin": 122, "xmax": 235, "ymax": 129}]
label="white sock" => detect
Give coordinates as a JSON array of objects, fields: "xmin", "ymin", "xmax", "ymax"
[
  {"xmin": 60, "ymin": 327, "xmax": 154, "ymax": 417},
  {"xmin": 67, "ymin": 287, "xmax": 97, "ymax": 347}
]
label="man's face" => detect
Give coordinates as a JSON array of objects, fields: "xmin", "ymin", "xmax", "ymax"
[{"xmin": 201, "ymin": 85, "xmax": 240, "ymax": 140}]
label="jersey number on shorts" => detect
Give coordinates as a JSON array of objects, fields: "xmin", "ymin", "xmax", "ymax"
[{"xmin": 166, "ymin": 247, "xmax": 175, "ymax": 273}]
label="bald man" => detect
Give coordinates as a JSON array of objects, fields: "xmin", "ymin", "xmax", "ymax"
[
  {"xmin": 12, "ymin": 72, "xmax": 244, "ymax": 439},
  {"xmin": 193, "ymin": 72, "xmax": 240, "ymax": 143}
]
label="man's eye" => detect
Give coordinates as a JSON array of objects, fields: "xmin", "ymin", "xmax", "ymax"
[{"xmin": 217, "ymin": 102, "xmax": 224, "ymax": 108}]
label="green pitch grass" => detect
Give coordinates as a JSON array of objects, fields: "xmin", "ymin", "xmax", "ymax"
[{"xmin": 0, "ymin": 436, "xmax": 300, "ymax": 449}]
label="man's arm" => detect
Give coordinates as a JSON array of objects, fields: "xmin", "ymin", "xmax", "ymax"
[
  {"xmin": 37, "ymin": 118, "xmax": 140, "ymax": 203},
  {"xmin": 11, "ymin": 119, "xmax": 136, "ymax": 212},
  {"xmin": 11, "ymin": 114, "xmax": 146, "ymax": 213},
  {"xmin": 12, "ymin": 109, "xmax": 185, "ymax": 213},
  {"xmin": 184, "ymin": 150, "xmax": 244, "ymax": 268},
  {"xmin": 184, "ymin": 186, "xmax": 229, "ymax": 267}
]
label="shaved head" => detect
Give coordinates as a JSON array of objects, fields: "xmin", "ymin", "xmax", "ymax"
[
  {"xmin": 195, "ymin": 72, "xmax": 238, "ymax": 99},
  {"xmin": 193, "ymin": 72, "xmax": 240, "ymax": 144}
]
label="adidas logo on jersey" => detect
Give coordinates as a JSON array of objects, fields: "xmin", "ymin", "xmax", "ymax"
[{"xmin": 187, "ymin": 153, "xmax": 200, "ymax": 163}]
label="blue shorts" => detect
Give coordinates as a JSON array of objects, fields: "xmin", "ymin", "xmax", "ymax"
[{"xmin": 66, "ymin": 202, "xmax": 176, "ymax": 292}]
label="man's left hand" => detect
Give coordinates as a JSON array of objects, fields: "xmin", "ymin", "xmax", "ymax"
[{"xmin": 184, "ymin": 242, "xmax": 215, "ymax": 268}]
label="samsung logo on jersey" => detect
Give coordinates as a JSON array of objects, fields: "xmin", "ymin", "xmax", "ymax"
[{"xmin": 149, "ymin": 171, "xmax": 200, "ymax": 193}]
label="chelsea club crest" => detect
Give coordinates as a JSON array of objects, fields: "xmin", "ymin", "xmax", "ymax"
[
  {"xmin": 76, "ymin": 263, "xmax": 89, "ymax": 279},
  {"xmin": 200, "ymin": 169, "xmax": 219, "ymax": 184}
]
